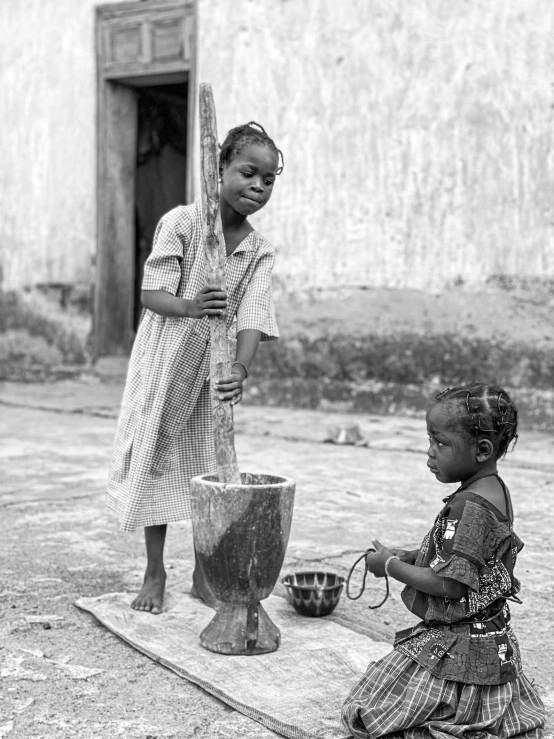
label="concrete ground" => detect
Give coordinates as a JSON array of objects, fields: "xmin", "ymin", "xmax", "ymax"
[{"xmin": 1, "ymin": 378, "xmax": 553, "ymax": 739}]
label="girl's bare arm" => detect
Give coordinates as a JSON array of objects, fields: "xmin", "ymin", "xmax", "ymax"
[
  {"xmin": 233, "ymin": 329, "xmax": 262, "ymax": 378},
  {"xmin": 141, "ymin": 286, "xmax": 226, "ymax": 318},
  {"xmin": 216, "ymin": 329, "xmax": 262, "ymax": 404}
]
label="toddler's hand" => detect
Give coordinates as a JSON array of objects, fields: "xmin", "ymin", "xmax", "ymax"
[
  {"xmin": 388, "ymin": 547, "xmax": 417, "ymax": 565},
  {"xmin": 215, "ymin": 368, "xmax": 245, "ymax": 406},
  {"xmin": 365, "ymin": 540, "xmax": 393, "ymax": 578},
  {"xmin": 190, "ymin": 285, "xmax": 227, "ymax": 319}
]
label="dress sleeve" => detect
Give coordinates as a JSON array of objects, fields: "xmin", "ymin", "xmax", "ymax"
[
  {"xmin": 142, "ymin": 209, "xmax": 191, "ymax": 294},
  {"xmin": 430, "ymin": 494, "xmax": 508, "ymax": 592},
  {"xmin": 236, "ymin": 249, "xmax": 279, "ymax": 342}
]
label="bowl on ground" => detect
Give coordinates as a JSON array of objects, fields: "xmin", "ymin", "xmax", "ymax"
[{"xmin": 281, "ymin": 571, "xmax": 345, "ymax": 617}]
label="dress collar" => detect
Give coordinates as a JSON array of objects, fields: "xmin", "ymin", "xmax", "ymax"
[{"xmin": 228, "ymin": 232, "xmax": 256, "ymax": 256}]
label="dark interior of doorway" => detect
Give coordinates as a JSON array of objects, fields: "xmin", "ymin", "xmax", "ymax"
[{"xmin": 134, "ymin": 82, "xmax": 188, "ymax": 328}]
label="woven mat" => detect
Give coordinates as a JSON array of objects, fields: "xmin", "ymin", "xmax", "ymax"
[{"xmin": 75, "ymin": 587, "xmax": 391, "ymax": 739}]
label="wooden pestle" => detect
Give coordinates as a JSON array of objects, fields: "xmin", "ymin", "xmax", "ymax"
[{"xmin": 199, "ymin": 83, "xmax": 241, "ymax": 484}]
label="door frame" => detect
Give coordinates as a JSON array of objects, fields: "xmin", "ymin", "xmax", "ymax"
[{"xmin": 94, "ymin": 0, "xmax": 196, "ymax": 357}]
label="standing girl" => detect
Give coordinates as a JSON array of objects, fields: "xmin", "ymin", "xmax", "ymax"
[
  {"xmin": 107, "ymin": 122, "xmax": 283, "ymax": 614},
  {"xmin": 342, "ymin": 383, "xmax": 545, "ymax": 739}
]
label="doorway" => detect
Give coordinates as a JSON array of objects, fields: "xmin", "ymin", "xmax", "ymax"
[
  {"xmin": 135, "ymin": 82, "xmax": 188, "ymax": 327},
  {"xmin": 94, "ymin": 0, "xmax": 195, "ymax": 358}
]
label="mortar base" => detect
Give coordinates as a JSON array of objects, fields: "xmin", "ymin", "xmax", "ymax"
[{"xmin": 200, "ymin": 601, "xmax": 280, "ymax": 655}]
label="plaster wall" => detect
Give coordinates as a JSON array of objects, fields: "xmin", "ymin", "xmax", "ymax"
[
  {"xmin": 0, "ymin": 0, "xmax": 100, "ymax": 290},
  {"xmin": 197, "ymin": 0, "xmax": 554, "ymax": 292},
  {"xmin": 1, "ymin": 0, "xmax": 553, "ymax": 294}
]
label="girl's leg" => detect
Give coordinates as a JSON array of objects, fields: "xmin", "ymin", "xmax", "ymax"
[{"xmin": 131, "ymin": 524, "xmax": 167, "ymax": 614}]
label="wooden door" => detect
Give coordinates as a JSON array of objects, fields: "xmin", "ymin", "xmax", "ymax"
[{"xmin": 94, "ymin": 0, "xmax": 195, "ymax": 357}]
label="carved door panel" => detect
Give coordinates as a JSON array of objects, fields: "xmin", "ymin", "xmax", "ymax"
[{"xmin": 97, "ymin": 1, "xmax": 194, "ymax": 83}]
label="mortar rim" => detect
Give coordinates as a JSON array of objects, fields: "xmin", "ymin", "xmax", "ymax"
[{"xmin": 190, "ymin": 471, "xmax": 296, "ymax": 491}]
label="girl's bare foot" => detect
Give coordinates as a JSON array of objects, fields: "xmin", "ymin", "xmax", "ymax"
[{"xmin": 131, "ymin": 569, "xmax": 166, "ymax": 614}]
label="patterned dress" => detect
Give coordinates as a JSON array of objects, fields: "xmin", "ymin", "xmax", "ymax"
[
  {"xmin": 342, "ymin": 478, "xmax": 545, "ymax": 739},
  {"xmin": 106, "ymin": 203, "xmax": 278, "ymax": 531}
]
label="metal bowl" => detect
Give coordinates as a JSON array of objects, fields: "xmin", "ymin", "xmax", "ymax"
[{"xmin": 281, "ymin": 571, "xmax": 345, "ymax": 617}]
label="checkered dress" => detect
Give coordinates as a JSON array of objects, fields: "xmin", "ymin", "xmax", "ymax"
[
  {"xmin": 106, "ymin": 203, "xmax": 278, "ymax": 531},
  {"xmin": 342, "ymin": 650, "xmax": 545, "ymax": 739}
]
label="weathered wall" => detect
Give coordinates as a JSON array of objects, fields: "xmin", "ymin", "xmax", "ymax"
[
  {"xmin": 1, "ymin": 1, "xmax": 553, "ymax": 293},
  {"xmin": 197, "ymin": 0, "xmax": 554, "ymax": 291},
  {"xmin": 0, "ymin": 0, "xmax": 99, "ymax": 290}
]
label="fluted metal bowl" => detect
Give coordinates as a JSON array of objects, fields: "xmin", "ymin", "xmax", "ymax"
[{"xmin": 282, "ymin": 571, "xmax": 345, "ymax": 617}]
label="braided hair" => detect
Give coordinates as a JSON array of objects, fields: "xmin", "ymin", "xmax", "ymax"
[
  {"xmin": 219, "ymin": 121, "xmax": 284, "ymax": 174},
  {"xmin": 434, "ymin": 383, "xmax": 518, "ymax": 458}
]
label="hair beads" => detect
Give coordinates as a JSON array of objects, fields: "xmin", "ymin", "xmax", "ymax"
[
  {"xmin": 435, "ymin": 384, "xmax": 519, "ymax": 457},
  {"xmin": 219, "ymin": 122, "xmax": 284, "ymax": 174}
]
